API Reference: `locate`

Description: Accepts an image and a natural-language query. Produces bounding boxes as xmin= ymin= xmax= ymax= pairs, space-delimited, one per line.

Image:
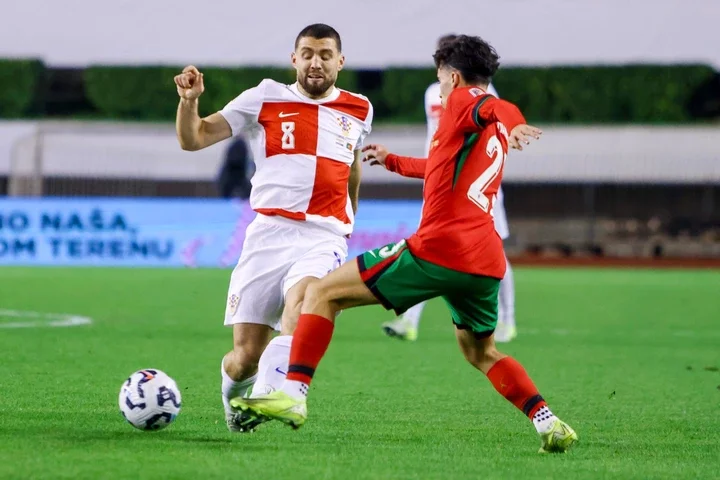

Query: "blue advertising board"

xmin=0 ymin=198 xmax=422 ymax=267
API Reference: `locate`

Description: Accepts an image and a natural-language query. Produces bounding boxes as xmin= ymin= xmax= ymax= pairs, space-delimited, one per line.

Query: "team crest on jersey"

xmin=228 ymin=294 xmax=239 ymax=315
xmin=469 ymin=88 xmax=484 ymax=97
xmin=336 ymin=115 xmax=353 ymax=136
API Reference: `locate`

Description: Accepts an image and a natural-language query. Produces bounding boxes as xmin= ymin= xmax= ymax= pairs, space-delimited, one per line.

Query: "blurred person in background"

xmin=217 ymin=135 xmax=254 ymax=200
xmin=381 ymin=34 xmax=517 ymax=344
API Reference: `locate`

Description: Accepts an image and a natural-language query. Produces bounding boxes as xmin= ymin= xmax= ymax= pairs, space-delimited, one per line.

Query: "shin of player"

xmin=174 ymin=23 xmax=372 ymax=432
xmin=234 ymin=35 xmax=576 ymax=453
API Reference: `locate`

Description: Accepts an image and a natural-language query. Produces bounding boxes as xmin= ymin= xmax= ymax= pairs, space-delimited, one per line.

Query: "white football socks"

xmin=250 ymin=335 xmax=291 ymax=398
xmin=401 ymin=302 xmax=425 ymax=329
xmin=221 ymin=360 xmax=257 ymax=415
xmin=498 ymin=259 xmax=516 ymax=328
xmin=281 ymin=379 xmax=309 ymax=400
xmin=532 ymin=405 xmax=557 ymax=433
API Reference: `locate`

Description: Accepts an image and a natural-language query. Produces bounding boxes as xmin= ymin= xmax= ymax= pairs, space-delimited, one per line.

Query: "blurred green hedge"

xmin=0 ymin=59 xmax=45 ymax=117
xmin=83 ymin=66 xmax=359 ymax=120
xmin=0 ymin=59 xmax=716 ymax=123
xmin=382 ymin=64 xmax=717 ymax=123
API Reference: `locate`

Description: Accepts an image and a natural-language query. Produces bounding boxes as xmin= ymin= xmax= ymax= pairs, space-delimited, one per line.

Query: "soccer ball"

xmin=119 ymin=369 xmax=182 ymax=431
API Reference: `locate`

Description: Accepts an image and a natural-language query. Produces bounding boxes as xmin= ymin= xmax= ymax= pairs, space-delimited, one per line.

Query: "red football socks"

xmin=486 ymin=357 xmax=547 ymax=418
xmin=286 ymin=314 xmax=335 ymax=385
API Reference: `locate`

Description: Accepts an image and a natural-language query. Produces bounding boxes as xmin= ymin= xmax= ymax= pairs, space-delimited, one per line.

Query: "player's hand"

xmin=361 ymin=144 xmax=390 ymax=167
xmin=175 ymin=66 xmax=205 ymax=100
xmin=509 ymin=124 xmax=542 ymax=151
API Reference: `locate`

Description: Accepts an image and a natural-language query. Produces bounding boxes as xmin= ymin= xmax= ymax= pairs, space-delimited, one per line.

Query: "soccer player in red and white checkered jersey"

xmin=175 ymin=23 xmax=373 ymax=432
xmin=382 ymin=34 xmax=516 ymax=343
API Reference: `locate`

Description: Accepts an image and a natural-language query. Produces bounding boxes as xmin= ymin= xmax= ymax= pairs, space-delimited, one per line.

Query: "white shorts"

xmin=494 ymin=186 xmax=510 ymax=240
xmin=224 ymin=214 xmax=348 ymax=330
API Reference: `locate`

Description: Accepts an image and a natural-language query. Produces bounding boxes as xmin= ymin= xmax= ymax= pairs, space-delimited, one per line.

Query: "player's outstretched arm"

xmin=175 ymin=66 xmax=232 ymax=151
xmin=507 ymin=124 xmax=542 ymax=151
xmin=361 ymin=144 xmax=426 ymax=179
xmin=475 ymin=97 xmax=542 ymax=150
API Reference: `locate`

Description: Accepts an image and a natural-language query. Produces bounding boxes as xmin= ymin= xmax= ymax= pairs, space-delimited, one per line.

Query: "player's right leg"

xmin=221 ymin=217 xmax=294 ymax=432
xmin=446 ymin=284 xmax=577 ymax=453
xmin=221 ymin=324 xmax=273 ymax=431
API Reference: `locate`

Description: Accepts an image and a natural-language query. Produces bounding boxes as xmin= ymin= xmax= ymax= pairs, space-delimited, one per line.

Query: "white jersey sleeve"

xmin=356 ymin=102 xmax=374 ymax=150
xmin=219 ymin=80 xmax=269 ymax=136
xmin=486 ymin=81 xmax=509 ymax=238
xmin=424 ymin=82 xmax=442 ymax=156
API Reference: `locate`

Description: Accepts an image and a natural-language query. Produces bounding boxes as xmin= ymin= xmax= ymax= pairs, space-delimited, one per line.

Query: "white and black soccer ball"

xmin=119 ymin=369 xmax=182 ymax=431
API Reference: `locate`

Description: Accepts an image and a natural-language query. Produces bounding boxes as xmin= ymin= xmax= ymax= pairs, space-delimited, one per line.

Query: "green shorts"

xmin=357 ymin=240 xmax=501 ymax=336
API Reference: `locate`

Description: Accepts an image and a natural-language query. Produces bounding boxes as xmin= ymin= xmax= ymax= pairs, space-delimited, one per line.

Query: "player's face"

xmin=437 ymin=66 xmax=460 ymax=109
xmin=292 ymin=37 xmax=344 ymax=98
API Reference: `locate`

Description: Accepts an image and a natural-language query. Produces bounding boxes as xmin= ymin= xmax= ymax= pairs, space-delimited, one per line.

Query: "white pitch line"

xmin=0 ymin=309 xmax=93 ymax=329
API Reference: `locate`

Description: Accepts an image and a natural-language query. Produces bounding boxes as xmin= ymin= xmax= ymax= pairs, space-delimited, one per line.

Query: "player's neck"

xmin=459 ymin=81 xmax=489 ymax=91
xmin=296 ymin=82 xmax=336 ymax=100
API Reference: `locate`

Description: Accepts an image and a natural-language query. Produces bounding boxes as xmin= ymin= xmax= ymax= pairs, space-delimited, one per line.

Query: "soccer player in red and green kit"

xmin=231 ymin=35 xmax=578 ymax=453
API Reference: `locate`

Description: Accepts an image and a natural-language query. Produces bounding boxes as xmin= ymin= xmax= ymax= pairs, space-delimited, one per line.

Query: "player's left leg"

xmin=235 ymin=237 xmax=348 ymax=430
xmin=231 ymin=240 xmax=437 ymax=428
xmin=231 ymin=258 xmax=379 ymax=428
xmin=250 ymin=238 xmax=347 ymax=397
xmin=445 ymin=283 xmax=577 ymax=453
xmin=248 ymin=277 xmax=315 ymax=399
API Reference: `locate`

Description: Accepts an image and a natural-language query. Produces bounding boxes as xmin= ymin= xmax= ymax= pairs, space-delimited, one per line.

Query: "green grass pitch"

xmin=0 ymin=267 xmax=718 ymax=479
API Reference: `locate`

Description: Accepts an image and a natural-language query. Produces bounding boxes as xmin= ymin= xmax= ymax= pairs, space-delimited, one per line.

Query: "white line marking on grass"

xmin=0 ymin=309 xmax=93 ymax=329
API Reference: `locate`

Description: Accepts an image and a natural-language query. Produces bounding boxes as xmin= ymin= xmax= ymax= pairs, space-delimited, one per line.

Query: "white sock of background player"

xmin=221 ymin=360 xmax=257 ymax=417
xmin=250 ymin=335 xmax=291 ymax=397
xmin=498 ymin=257 xmax=516 ymax=328
xmin=401 ymin=302 xmax=425 ymax=329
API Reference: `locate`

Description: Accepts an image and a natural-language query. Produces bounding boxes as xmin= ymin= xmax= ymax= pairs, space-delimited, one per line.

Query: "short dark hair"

xmin=433 ymin=35 xmax=500 ymax=85
xmin=295 ymin=23 xmax=342 ymax=52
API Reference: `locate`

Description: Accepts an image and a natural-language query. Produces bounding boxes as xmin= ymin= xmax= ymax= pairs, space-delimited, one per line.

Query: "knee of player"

xmin=303 ymin=281 xmax=342 ymax=312
xmin=303 ymin=281 xmax=327 ymax=305
xmin=230 ymin=341 xmax=264 ymax=369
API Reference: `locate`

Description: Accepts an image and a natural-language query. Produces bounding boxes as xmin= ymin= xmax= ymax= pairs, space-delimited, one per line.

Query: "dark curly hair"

xmin=436 ymin=34 xmax=458 ymax=49
xmin=433 ymin=35 xmax=500 ymax=85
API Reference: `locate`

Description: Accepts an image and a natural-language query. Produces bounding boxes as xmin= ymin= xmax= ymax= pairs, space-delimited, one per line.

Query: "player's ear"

xmin=291 ymin=52 xmax=297 ymax=69
xmin=337 ymin=54 xmax=345 ymax=71
xmin=451 ymin=71 xmax=461 ymax=89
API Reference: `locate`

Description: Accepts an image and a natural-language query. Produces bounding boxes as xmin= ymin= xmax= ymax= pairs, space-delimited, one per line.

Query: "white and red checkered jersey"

xmin=220 ymin=79 xmax=373 ymax=236
xmin=424 ymin=81 xmax=498 ymax=156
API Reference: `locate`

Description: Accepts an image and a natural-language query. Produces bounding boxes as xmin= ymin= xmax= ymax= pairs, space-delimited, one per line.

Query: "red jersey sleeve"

xmin=447 ymin=87 xmax=526 ymax=134
xmin=385 ymin=154 xmax=426 ymax=179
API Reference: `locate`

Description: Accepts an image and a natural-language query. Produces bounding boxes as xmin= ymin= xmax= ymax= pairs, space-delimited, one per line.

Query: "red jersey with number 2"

xmin=407 ymin=86 xmax=525 ymax=278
